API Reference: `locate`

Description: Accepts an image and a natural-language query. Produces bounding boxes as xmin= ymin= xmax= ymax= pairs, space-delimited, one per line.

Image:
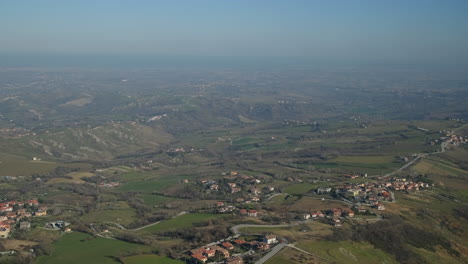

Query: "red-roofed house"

xmin=248 ymin=210 xmax=257 ymax=217
xmin=257 ymin=242 xmax=270 ymax=251
xmin=190 ymin=248 xmax=206 ymax=256
xmin=233 ymin=239 xmax=247 ymax=246
xmin=205 ymin=249 xmax=215 ymax=258
xmin=332 ymin=208 xmax=342 ymax=217
xmin=28 ymin=199 xmax=39 ymax=206
xmin=191 ymin=254 xmax=207 ymax=263
xmin=0 ymin=206 xmax=13 ymax=213
xmin=343 ymin=208 xmax=355 ymax=217
xmin=222 ymin=242 xmax=234 ymax=250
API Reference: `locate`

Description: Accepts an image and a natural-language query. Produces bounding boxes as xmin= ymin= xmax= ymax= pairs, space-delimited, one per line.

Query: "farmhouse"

xmin=332 ymin=208 xmax=342 ymax=217
xmin=317 ymin=187 xmax=332 ymax=194
xmin=248 ymin=210 xmax=258 ymax=217
xmin=20 ymin=222 xmax=31 ymax=230
xmin=376 ymin=203 xmax=385 ymax=210
xmin=45 ymin=221 xmax=70 ymax=230
xmin=27 ymin=199 xmax=39 ymax=206
xmin=257 ymin=242 xmax=270 ymax=251
xmin=35 ymin=207 xmax=47 ymax=216
xmin=263 ymin=234 xmax=277 ymax=244
xmin=250 ymin=188 xmax=261 ymax=195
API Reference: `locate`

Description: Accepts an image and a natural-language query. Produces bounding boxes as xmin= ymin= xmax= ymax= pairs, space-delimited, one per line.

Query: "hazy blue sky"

xmin=1 ymin=0 xmax=467 ymax=64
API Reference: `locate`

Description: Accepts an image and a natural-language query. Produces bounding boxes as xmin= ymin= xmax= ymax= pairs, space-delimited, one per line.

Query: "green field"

xmin=36 ymin=232 xmax=149 ymax=264
xmin=269 ymin=193 xmax=294 ymax=204
xmin=123 ymin=254 xmax=184 ymax=264
xmin=284 ymin=183 xmax=319 ymax=195
xmin=138 ymin=194 xmax=179 ymax=206
xmin=264 ymin=247 xmax=314 ymax=264
xmin=329 ymin=155 xmax=402 ymax=174
xmin=0 ymin=153 xmax=57 ymax=176
xmin=115 ymin=171 xmax=149 ymax=181
xmin=140 ymin=213 xmax=227 ymax=233
xmin=295 ymin=240 xmax=398 ymax=264
xmin=413 ymin=120 xmax=460 ymax=131
xmin=332 ymin=155 xmax=396 ymax=164
xmin=118 ymin=177 xmax=179 ymax=193
xmin=81 ymin=209 xmax=137 ymax=226
xmin=412 ymin=159 xmax=468 ymax=178
xmin=47 ymin=171 xmax=95 ymax=184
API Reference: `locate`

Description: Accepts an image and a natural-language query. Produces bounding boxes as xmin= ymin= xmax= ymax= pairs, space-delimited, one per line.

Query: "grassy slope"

xmin=0 ymin=153 xmax=57 ymax=176
xmin=140 ymin=213 xmax=227 ymax=233
xmin=123 ymin=254 xmax=184 ymax=264
xmin=36 ymin=232 xmax=149 ymax=264
xmin=295 ymin=240 xmax=398 ymax=264
xmin=81 ymin=209 xmax=137 ymax=226
xmin=284 ymin=183 xmax=319 ymax=195
xmin=0 ymin=153 xmax=92 ymax=176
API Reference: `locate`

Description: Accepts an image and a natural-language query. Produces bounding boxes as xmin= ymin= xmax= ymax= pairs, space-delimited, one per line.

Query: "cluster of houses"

xmin=426 ymin=130 xmax=467 ymax=148
xmin=189 ymin=234 xmax=277 ymax=263
xmin=440 ymin=131 xmax=467 ymax=146
xmin=98 ymin=181 xmax=120 ymax=188
xmin=213 ymin=202 xmax=236 ymax=214
xmin=0 ymin=176 xmax=21 ymax=181
xmin=239 ymin=209 xmax=258 ymax=217
xmin=303 ymin=208 xmax=357 ymax=227
xmin=384 ymin=177 xmax=432 ymax=191
xmin=322 ymin=176 xmax=432 ymax=206
xmin=209 ymin=201 xmax=259 ymax=217
xmin=200 ymin=171 xmax=275 ymax=205
xmin=0 ymin=127 xmax=35 ymax=137
xmin=44 ymin=220 xmax=71 ymax=232
xmin=0 ymin=199 xmax=45 ymax=239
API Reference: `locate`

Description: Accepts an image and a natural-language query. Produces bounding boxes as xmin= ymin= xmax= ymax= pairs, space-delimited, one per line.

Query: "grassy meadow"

xmin=123 ymin=254 xmax=184 ymax=264
xmin=295 ymin=240 xmax=398 ymax=264
xmin=36 ymin=232 xmax=149 ymax=264
xmin=140 ymin=213 xmax=228 ymax=233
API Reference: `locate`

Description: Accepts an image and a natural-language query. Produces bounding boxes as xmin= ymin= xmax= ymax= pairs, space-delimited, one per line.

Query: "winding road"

xmin=104 ymin=220 xmax=161 ymax=232
xmin=382 ymin=140 xmax=449 ymax=178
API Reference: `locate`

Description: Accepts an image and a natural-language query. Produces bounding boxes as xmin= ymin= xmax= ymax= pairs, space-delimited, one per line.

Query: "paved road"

xmin=105 ymin=220 xmax=161 ymax=232
xmin=254 ymin=243 xmax=336 ymax=264
xmin=254 ymin=243 xmax=288 ymax=264
xmin=105 ymin=211 xmax=186 ymax=232
xmin=266 ymin=193 xmax=286 ymax=201
xmin=381 ymin=140 xmax=449 ymax=178
xmin=382 ymin=154 xmax=423 ymax=178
